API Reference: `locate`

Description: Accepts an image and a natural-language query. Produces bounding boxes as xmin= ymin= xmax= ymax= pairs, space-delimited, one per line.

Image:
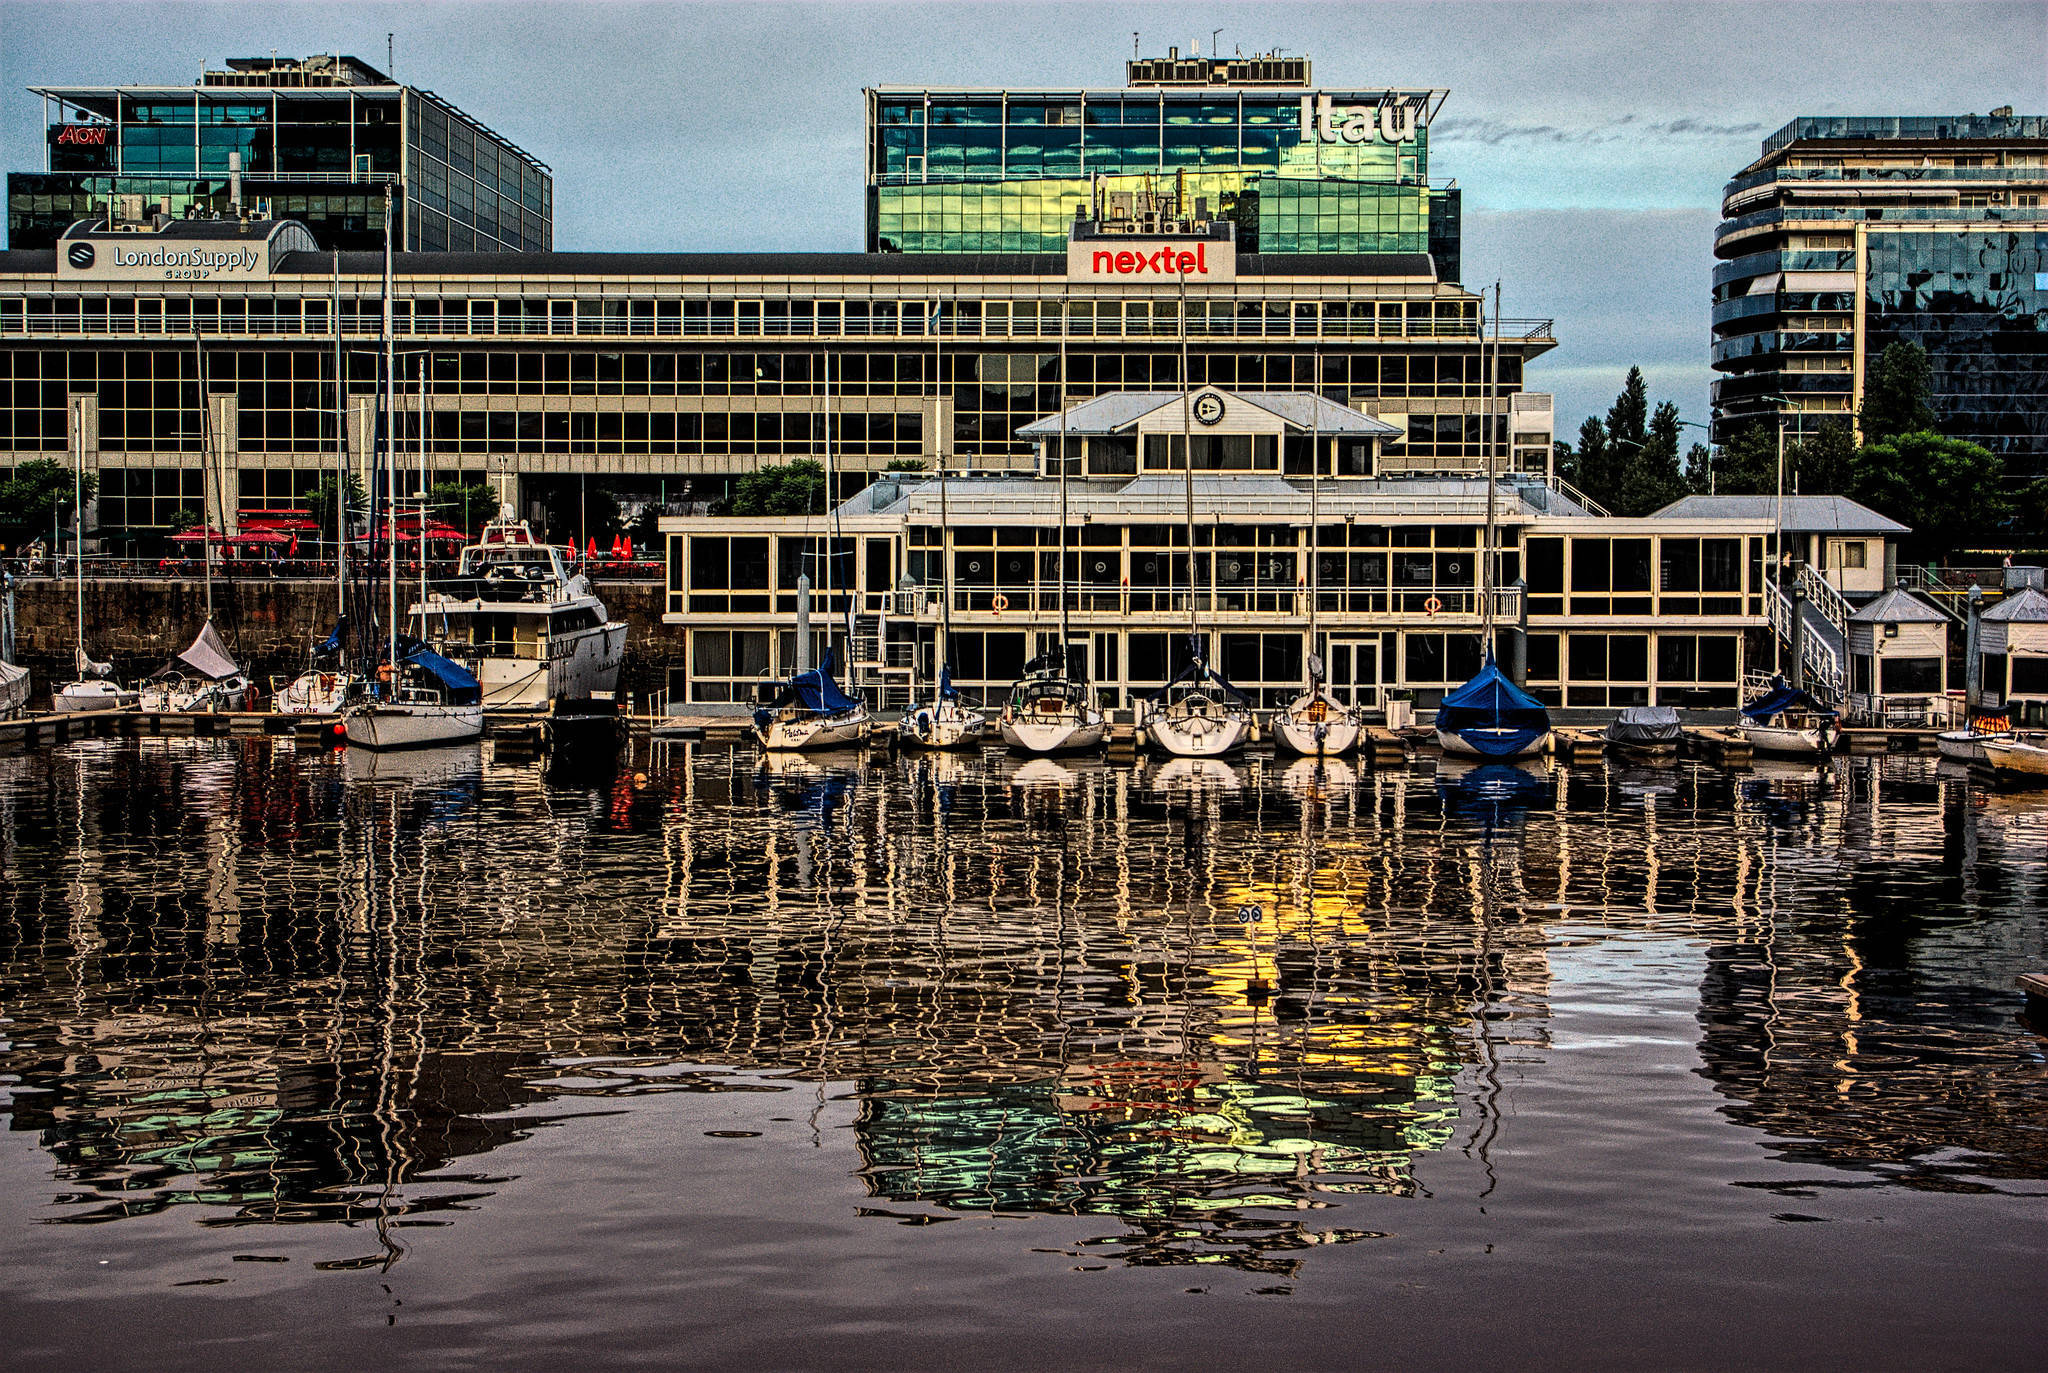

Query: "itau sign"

xmin=1066 ymin=237 xmax=1236 ymax=283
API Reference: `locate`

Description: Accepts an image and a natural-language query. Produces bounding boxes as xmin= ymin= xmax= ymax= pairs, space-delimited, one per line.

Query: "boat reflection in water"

xmin=1 ymin=738 xmax=2045 ymax=1308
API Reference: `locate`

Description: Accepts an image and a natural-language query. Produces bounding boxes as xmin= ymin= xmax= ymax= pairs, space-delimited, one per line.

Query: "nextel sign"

xmin=1066 ymin=237 xmax=1236 ymax=283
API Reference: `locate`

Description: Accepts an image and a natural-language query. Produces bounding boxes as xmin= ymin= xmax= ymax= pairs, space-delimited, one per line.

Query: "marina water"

xmin=2 ymin=737 xmax=2043 ymax=1369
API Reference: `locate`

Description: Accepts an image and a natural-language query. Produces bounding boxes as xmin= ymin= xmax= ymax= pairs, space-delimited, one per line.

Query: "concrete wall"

xmin=5 ymin=576 xmax=685 ymax=700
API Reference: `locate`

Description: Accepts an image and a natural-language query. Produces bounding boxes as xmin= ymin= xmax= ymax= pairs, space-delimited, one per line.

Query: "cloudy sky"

xmin=6 ymin=0 xmax=2044 ymax=436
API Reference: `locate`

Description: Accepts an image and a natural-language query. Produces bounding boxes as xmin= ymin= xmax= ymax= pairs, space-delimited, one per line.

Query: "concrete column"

xmin=1965 ymin=584 xmax=1983 ymax=715
xmin=66 ymin=395 xmax=100 ymax=549
xmin=205 ymin=394 xmax=238 ymax=534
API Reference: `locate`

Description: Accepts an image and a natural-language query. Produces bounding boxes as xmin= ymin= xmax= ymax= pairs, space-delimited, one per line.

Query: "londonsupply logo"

xmin=108 ymin=245 xmax=259 ymax=272
xmin=66 ymin=243 xmax=94 ymax=269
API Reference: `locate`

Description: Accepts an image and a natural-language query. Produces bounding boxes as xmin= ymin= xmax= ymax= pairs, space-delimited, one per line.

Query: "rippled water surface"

xmin=2 ymin=737 xmax=2044 ymax=1370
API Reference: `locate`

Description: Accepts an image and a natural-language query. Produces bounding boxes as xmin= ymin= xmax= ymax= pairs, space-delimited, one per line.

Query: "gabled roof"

xmin=1849 ymin=586 xmax=1948 ymax=623
xmin=1651 ymin=494 xmax=1909 ymax=535
xmin=1983 ymin=586 xmax=2048 ymax=623
xmin=1015 ymin=389 xmax=1399 ymax=438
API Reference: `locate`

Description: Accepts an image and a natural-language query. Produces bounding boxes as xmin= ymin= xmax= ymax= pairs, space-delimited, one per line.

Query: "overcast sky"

xmin=6 ymin=0 xmax=2044 ymax=437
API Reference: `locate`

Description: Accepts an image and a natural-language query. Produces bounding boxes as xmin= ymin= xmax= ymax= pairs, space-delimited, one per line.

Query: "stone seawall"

xmin=5 ymin=576 xmax=685 ymax=698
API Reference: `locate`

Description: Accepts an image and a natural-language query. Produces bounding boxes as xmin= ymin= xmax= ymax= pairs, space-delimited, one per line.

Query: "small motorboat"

xmin=754 ymin=649 xmax=872 ymax=752
xmin=1936 ymin=722 xmax=2014 ymax=765
xmin=1738 ymin=677 xmax=1836 ymax=757
xmin=1980 ymin=732 xmax=2048 ymax=786
xmin=899 ymin=668 xmax=987 ymax=750
xmin=1604 ymin=705 xmax=1684 ymax=762
xmin=1435 ymin=652 xmax=1551 ymax=760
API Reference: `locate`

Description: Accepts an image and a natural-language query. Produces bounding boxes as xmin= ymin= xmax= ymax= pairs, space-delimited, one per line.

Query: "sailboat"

xmin=1738 ymin=675 xmax=1836 ymax=757
xmin=138 ymin=620 xmax=251 ymax=713
xmin=279 ymin=250 xmax=366 ymax=717
xmin=1435 ymin=283 xmax=1550 ymax=761
xmin=758 ymin=351 xmax=871 ymax=752
xmin=344 ymin=187 xmax=484 ymax=752
xmin=1002 ymin=301 xmax=1105 ymax=755
xmin=51 ymin=396 xmax=137 ymax=713
xmin=1273 ymin=357 xmax=1361 ymax=757
xmin=0 ymin=574 xmax=27 ymax=718
xmin=899 ymin=451 xmax=986 ymax=750
xmin=1143 ymin=284 xmax=1254 ymax=758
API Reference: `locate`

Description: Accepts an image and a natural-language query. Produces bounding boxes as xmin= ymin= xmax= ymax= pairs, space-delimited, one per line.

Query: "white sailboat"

xmin=1273 ymin=356 xmax=1361 ymax=757
xmin=279 ymin=251 xmax=367 ymax=717
xmin=138 ymin=620 xmax=250 ymax=712
xmin=899 ymin=445 xmax=986 ymax=751
xmin=51 ymin=397 xmax=136 ymax=713
xmin=1143 ymin=283 xmax=1253 ymax=758
xmin=1001 ymin=297 xmax=1106 ymax=755
xmin=345 ymin=190 xmax=484 ymax=753
xmin=1 ymin=571 xmax=30 ymax=718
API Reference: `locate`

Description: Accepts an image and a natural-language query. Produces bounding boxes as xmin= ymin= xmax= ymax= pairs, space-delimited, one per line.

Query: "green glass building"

xmin=866 ymin=50 xmax=1460 ymax=280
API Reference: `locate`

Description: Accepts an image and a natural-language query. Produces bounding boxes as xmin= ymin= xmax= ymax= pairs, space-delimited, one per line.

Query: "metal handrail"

xmin=1769 ymin=580 xmax=1844 ymax=699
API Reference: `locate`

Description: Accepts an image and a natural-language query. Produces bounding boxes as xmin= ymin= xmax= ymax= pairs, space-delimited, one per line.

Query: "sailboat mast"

xmin=1057 ymin=290 xmax=1070 ymax=674
xmin=1482 ymin=281 xmax=1500 ymax=652
xmin=71 ymin=398 xmax=84 ymax=669
xmin=333 ymin=250 xmax=346 ymax=623
xmin=417 ymin=357 xmax=427 ymax=635
xmin=1179 ymin=271 xmax=1196 ymax=641
xmin=1307 ymin=351 xmax=1320 ymax=686
xmin=193 ymin=333 xmax=213 ymax=622
xmin=935 ymin=301 xmax=949 ymax=684
xmin=821 ymin=347 xmax=835 ymax=663
xmin=383 ymin=185 xmax=397 ymax=682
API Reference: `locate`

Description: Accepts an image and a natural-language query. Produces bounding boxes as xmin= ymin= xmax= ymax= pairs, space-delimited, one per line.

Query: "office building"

xmin=868 ymin=49 xmax=1462 ymax=281
xmin=1710 ymin=112 xmax=2048 ymax=478
xmin=9 ymin=53 xmax=552 ymax=253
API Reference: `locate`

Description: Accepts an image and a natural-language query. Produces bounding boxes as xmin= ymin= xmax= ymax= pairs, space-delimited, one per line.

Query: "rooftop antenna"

xmin=387 ymin=33 xmax=394 ymax=80
xmin=1133 ymin=32 xmax=1139 ymax=59
xmin=1212 ymin=29 xmax=1223 ymax=58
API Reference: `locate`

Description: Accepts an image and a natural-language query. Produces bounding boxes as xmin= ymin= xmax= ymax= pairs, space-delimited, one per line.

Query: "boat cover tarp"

xmin=395 ymin=636 xmax=483 ymax=706
xmin=1436 ymin=653 xmax=1550 ymax=758
xmin=1742 ymin=676 xmax=1835 ymax=720
xmin=314 ymin=619 xmax=346 ymax=655
xmin=1606 ymin=705 xmax=1683 ymax=744
xmin=1145 ymin=634 xmax=1251 ymax=705
xmin=74 ymin=647 xmax=113 ymax=679
xmin=153 ymin=619 xmax=241 ymax=682
xmin=0 ymin=660 xmax=28 ymax=714
xmin=756 ymin=647 xmax=860 ymax=725
xmin=938 ymin=665 xmax=958 ymax=701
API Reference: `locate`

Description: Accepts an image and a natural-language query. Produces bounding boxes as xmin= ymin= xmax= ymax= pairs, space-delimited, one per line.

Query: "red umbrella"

xmin=585 ymin=535 xmax=598 ymax=560
xmin=609 ymin=534 xmax=624 ymax=560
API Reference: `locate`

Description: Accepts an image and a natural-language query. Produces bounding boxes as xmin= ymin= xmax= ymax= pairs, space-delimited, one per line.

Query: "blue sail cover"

xmin=939 ymin=665 xmax=958 ymax=701
xmin=1741 ymin=676 xmax=1835 ymax=720
xmin=755 ymin=647 xmax=860 ymax=727
xmin=315 ymin=620 xmax=345 ymax=655
xmin=396 ymin=635 xmax=483 ymax=705
xmin=1436 ymin=653 xmax=1551 ymax=758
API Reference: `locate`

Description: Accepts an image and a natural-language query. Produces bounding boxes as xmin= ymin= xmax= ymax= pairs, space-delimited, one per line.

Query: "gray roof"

xmin=1015 ymin=389 xmax=1399 ymax=438
xmin=832 ymin=472 xmax=1553 ymax=524
xmin=1849 ymin=586 xmax=1948 ymax=623
xmin=1651 ymin=494 xmax=1909 ymax=535
xmin=1983 ymin=586 xmax=2048 ymax=623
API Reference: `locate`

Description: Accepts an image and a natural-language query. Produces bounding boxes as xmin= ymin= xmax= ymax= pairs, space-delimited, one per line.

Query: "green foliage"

xmin=1855 ymin=430 xmax=2008 ymax=560
xmin=1859 ymin=342 xmax=1937 ymax=443
xmin=1682 ymin=442 xmax=1713 ymax=492
xmin=727 ymin=460 xmax=827 ymax=517
xmin=1563 ymin=369 xmax=1688 ymax=516
xmin=167 ymin=507 xmax=204 ymax=534
xmin=306 ymin=474 xmax=366 ymax=540
xmin=1791 ymin=421 xmax=1858 ymax=495
xmin=884 ymin=458 xmax=927 ymax=473
xmin=1710 ymin=421 xmax=1781 ymax=496
xmin=428 ymin=478 xmax=497 ymax=535
xmin=0 ymin=459 xmax=96 ymax=538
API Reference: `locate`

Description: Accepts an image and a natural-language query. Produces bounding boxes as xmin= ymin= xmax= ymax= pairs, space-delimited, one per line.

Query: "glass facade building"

xmin=867 ymin=53 xmax=1461 ymax=280
xmin=9 ymin=54 xmax=552 ymax=253
xmin=1711 ymin=113 xmax=2048 ymax=482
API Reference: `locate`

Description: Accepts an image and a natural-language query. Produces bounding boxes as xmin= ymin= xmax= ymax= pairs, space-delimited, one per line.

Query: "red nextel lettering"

xmin=1090 ymin=243 xmax=1210 ymax=277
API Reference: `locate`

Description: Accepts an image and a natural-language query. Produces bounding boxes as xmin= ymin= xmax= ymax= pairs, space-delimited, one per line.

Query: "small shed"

xmin=1847 ymin=585 xmax=1950 ymax=716
xmin=1981 ymin=586 xmax=2048 ymax=717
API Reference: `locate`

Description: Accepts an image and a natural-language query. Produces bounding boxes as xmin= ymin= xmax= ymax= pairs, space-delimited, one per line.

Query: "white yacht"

xmin=412 ymin=508 xmax=627 ymax=709
xmin=137 ymin=620 xmax=250 ymax=713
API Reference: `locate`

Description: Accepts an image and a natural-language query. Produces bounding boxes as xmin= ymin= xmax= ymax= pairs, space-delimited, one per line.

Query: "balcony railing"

xmin=905 ymin=582 xmax=1522 ymax=622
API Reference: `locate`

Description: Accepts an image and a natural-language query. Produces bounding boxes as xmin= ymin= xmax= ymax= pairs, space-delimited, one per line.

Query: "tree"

xmin=1859 ymin=342 xmax=1937 ymax=443
xmin=1610 ymin=399 xmax=1687 ymax=516
xmin=1682 ymin=442 xmax=1713 ymax=493
xmin=884 ymin=458 xmax=927 ymax=473
xmin=1854 ymin=430 xmax=2008 ymax=560
xmin=167 ymin=507 xmax=204 ymax=534
xmin=0 ymin=458 xmax=96 ymax=541
xmin=727 ymin=460 xmax=827 ymax=517
xmin=306 ymin=474 xmax=366 ymax=541
xmin=428 ymin=478 xmax=496 ymax=536
xmin=1711 ymin=420 xmax=1780 ymax=495
xmin=1790 ymin=420 xmax=1857 ymax=494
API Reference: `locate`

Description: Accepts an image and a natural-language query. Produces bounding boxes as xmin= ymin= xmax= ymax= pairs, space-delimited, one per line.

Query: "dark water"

xmin=1 ymin=738 xmax=2043 ymax=1371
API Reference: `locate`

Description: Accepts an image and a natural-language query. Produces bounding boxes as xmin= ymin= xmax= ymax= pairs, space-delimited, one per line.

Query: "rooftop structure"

xmin=10 ymin=53 xmax=552 ymax=253
xmin=866 ymin=49 xmax=1461 ymax=278
xmin=1710 ymin=110 xmax=2048 ymax=482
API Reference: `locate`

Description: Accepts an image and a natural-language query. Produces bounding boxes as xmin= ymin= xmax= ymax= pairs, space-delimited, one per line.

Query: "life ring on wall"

xmin=992 ymin=593 xmax=1009 ymax=613
xmin=1424 ymin=595 xmax=1443 ymax=615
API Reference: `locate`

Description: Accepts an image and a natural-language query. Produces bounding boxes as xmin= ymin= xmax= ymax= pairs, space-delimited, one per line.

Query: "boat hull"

xmin=344 ymin=702 xmax=485 ymax=750
xmin=756 ymin=709 xmax=872 ymax=752
xmin=1146 ymin=707 xmax=1250 ymax=758
xmin=468 ymin=622 xmax=628 ymax=708
xmin=898 ymin=702 xmax=989 ymax=750
xmin=52 ymin=681 xmax=138 ymax=713
xmin=274 ymin=671 xmax=359 ymax=715
xmin=1272 ymin=712 xmax=1361 ymax=757
xmin=1982 ymin=737 xmax=2048 ymax=784
xmin=1936 ymin=729 xmax=2011 ymax=765
xmin=1436 ymin=727 xmax=1551 ymax=760
xmin=0 ymin=663 xmax=29 ymax=718
xmin=1001 ymin=716 xmax=1107 ymax=754
xmin=1740 ymin=724 xmax=1827 ymax=757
